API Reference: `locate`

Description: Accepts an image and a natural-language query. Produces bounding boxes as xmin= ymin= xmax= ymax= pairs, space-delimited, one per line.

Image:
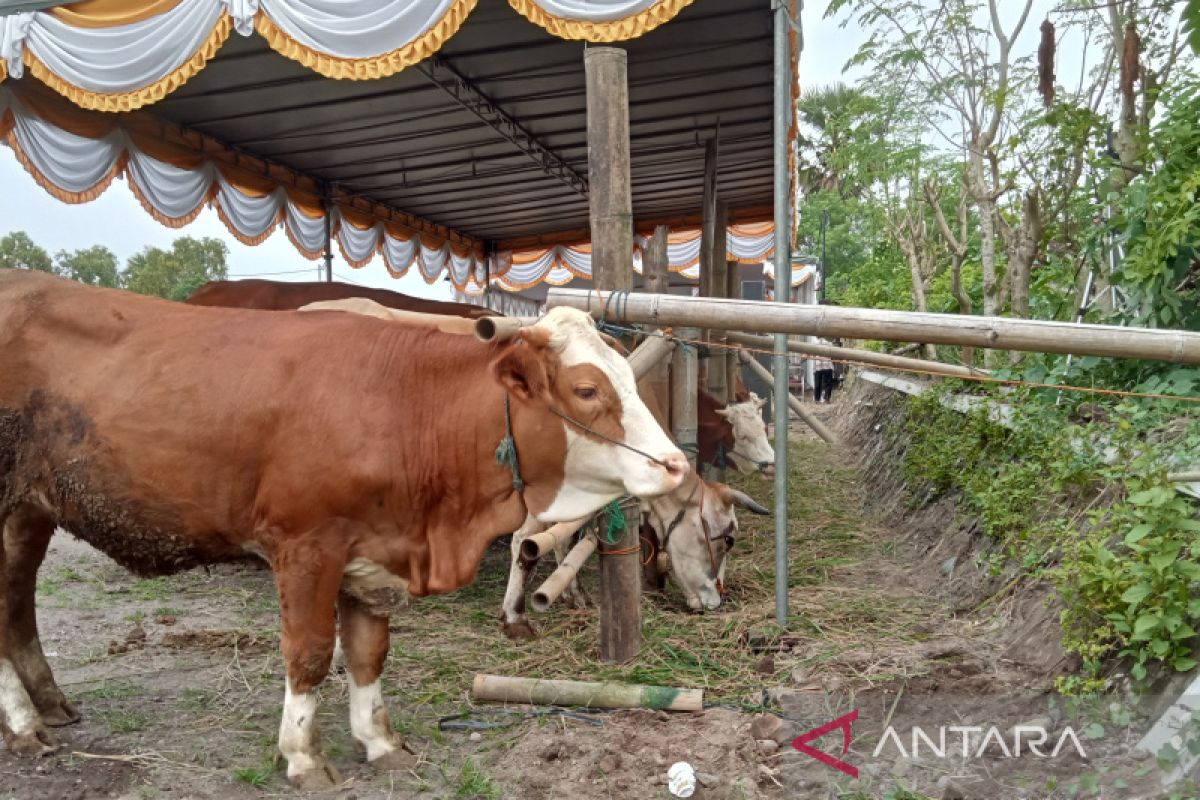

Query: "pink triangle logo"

xmin=791 ymin=709 xmax=859 ymax=778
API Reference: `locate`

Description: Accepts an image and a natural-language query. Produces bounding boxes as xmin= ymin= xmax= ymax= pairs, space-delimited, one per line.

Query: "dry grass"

xmin=380 ymin=436 xmax=930 ymax=715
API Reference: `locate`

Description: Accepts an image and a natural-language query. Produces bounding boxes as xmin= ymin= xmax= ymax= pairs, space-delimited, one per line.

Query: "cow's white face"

xmin=716 ymin=393 xmax=775 ymax=476
xmin=644 ymin=478 xmax=769 ymax=611
xmin=509 ymin=308 xmax=687 ymax=522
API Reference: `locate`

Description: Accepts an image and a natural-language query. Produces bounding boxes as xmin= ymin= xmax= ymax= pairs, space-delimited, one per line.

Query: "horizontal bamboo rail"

xmin=738 ymin=350 xmax=840 ymax=446
xmin=531 ymin=534 xmax=597 ymax=612
xmin=547 ymin=289 xmax=1200 ymax=365
xmin=726 ymin=331 xmax=988 ymax=380
xmin=520 ymin=517 xmax=589 ymax=561
xmin=471 ymin=674 xmax=703 ymax=711
xmin=301 ymin=298 xmax=478 ymax=335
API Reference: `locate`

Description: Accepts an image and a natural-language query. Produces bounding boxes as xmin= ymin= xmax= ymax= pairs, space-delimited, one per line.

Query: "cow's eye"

xmin=574 ymin=385 xmax=599 ymax=401
xmin=723 ymin=535 xmax=736 ymax=550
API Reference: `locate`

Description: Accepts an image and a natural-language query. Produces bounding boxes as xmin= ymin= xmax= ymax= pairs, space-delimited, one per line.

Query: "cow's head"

xmin=716 ymin=393 xmax=775 ymax=477
xmin=494 ymin=307 xmax=688 ymax=521
xmin=643 ymin=476 xmax=769 ymax=611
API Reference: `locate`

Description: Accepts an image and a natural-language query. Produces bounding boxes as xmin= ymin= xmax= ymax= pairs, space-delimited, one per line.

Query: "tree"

xmin=55 ymin=246 xmax=120 ymax=288
xmin=124 ymin=237 xmax=229 ymax=300
xmin=0 ymin=231 xmax=53 ymax=273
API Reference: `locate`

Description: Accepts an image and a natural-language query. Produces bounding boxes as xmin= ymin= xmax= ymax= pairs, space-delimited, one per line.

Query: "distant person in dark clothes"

xmin=812 ymin=341 xmax=835 ymax=403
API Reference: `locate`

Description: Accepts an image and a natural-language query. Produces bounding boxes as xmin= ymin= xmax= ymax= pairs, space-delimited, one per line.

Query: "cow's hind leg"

xmin=500 ymin=517 xmax=543 ymax=641
xmin=5 ymin=507 xmax=78 ymax=727
xmin=0 ymin=508 xmax=56 ymax=755
xmin=273 ymin=538 xmax=345 ymax=790
xmin=338 ymin=596 xmax=415 ymax=772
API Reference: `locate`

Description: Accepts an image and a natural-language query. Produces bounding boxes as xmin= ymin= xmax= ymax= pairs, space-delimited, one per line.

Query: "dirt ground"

xmin=5 ymin=376 xmax=1194 ymax=799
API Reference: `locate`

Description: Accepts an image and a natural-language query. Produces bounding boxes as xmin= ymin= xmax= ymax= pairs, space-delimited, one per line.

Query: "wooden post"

xmin=585 ymin=46 xmax=640 ymax=664
xmin=548 ymin=289 xmax=1200 ymax=365
xmin=708 ymin=201 xmax=729 ymax=403
xmin=725 ymin=259 xmax=742 ymax=399
xmin=670 ymin=326 xmax=700 ymax=467
xmin=698 ymin=138 xmax=718 ymax=384
xmin=642 ymin=226 xmax=672 ymax=416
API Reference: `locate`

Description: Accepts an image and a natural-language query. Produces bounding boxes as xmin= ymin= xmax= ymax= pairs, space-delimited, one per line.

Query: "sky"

xmin=0 ymin=1 xmax=1115 ymax=299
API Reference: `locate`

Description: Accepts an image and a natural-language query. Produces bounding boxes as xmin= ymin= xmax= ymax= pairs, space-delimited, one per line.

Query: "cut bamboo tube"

xmin=739 ymin=350 xmax=841 ymax=446
xmin=474 ymin=316 xmax=539 ymax=343
xmin=726 ymin=331 xmax=989 ymax=380
xmin=626 ymin=334 xmax=676 ymax=380
xmin=301 ymin=298 xmax=477 ymax=335
xmin=547 ymin=289 xmax=1200 ymax=365
xmin=1168 ymin=471 xmax=1200 ymax=483
xmin=520 ymin=517 xmax=589 ymax=561
xmin=531 ymin=534 xmax=597 ymax=612
xmin=471 ymin=674 xmax=703 ymax=711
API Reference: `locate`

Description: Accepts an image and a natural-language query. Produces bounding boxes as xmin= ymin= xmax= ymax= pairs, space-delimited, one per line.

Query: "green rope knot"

xmin=602 ymin=500 xmax=627 ymax=545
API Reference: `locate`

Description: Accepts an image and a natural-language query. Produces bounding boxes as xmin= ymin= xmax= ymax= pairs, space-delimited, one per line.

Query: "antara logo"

xmin=872 ymin=724 xmax=1089 ymax=760
xmin=791 ymin=710 xmax=1089 ymax=777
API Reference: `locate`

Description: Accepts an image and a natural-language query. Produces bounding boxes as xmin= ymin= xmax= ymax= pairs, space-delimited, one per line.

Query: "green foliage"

xmin=1185 ymin=0 xmax=1200 ymax=56
xmin=899 ymin=386 xmax=1200 ymax=686
xmin=1112 ymin=79 xmax=1200 ymax=332
xmin=122 ymin=236 xmax=229 ymax=300
xmin=0 ymin=231 xmax=53 ymax=272
xmin=55 ymin=245 xmax=120 ymax=288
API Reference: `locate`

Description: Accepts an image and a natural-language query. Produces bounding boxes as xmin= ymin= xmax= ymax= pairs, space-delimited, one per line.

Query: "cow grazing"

xmin=185 ymin=278 xmax=496 ymax=319
xmin=0 ymin=271 xmax=685 ymax=788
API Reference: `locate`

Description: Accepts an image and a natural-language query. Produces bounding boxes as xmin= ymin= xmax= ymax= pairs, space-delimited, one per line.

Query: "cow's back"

xmin=185 ymin=279 xmax=496 ymax=319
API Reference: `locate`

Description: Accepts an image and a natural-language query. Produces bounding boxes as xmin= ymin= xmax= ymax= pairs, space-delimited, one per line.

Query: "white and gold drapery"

xmin=0 ymin=85 xmax=492 ymax=290
xmin=0 ymin=0 xmax=694 ymax=111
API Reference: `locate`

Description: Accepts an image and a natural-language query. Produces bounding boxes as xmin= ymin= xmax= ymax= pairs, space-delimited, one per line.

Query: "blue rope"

xmin=495 ymin=393 xmax=525 ymax=493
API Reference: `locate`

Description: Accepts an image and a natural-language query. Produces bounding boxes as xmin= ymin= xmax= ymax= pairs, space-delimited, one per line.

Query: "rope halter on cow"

xmin=495 ymin=393 xmax=525 ymax=494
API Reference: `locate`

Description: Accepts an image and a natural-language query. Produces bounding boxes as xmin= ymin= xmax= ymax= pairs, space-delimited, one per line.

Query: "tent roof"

xmin=138 ymin=0 xmax=775 ymax=248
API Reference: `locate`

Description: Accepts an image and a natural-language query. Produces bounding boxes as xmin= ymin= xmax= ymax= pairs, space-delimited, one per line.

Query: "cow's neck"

xmin=376 ymin=329 xmax=532 ymax=595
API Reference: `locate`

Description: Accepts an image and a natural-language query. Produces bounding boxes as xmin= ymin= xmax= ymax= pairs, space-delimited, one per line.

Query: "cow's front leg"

xmin=273 ymin=539 xmax=346 ymax=790
xmin=338 ymin=595 xmax=415 ymax=772
xmin=500 ymin=516 xmax=543 ymax=641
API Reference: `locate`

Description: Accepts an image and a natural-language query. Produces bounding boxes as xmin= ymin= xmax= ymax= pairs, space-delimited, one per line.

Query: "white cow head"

xmin=642 ymin=476 xmax=769 ymax=611
xmin=498 ymin=307 xmax=689 ymax=522
xmin=716 ymin=393 xmax=775 ymax=477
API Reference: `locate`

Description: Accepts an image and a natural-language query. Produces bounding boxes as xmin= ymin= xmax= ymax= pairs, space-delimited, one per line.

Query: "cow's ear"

xmin=493 ymin=341 xmax=549 ymax=402
xmin=750 ymin=392 xmax=766 ymax=409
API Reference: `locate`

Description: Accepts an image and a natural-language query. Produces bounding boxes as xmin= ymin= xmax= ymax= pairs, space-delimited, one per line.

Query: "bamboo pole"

xmin=739 ymin=350 xmax=841 ymax=446
xmin=626 ymin=335 xmax=676 ymax=380
xmin=471 ymin=674 xmax=703 ymax=712
xmin=547 ymin=289 xmax=1200 ymax=365
xmin=585 ymin=46 xmax=640 ymax=663
xmin=726 ymin=331 xmax=990 ymax=380
xmin=708 ymin=201 xmax=729 ymax=403
xmin=531 ymin=534 xmax=598 ymax=612
xmin=642 ymin=226 xmax=672 ymax=416
xmin=726 ymin=260 xmax=742 ymax=398
xmin=670 ymin=326 xmax=701 ymax=467
xmin=520 ymin=517 xmax=589 ymax=561
xmin=301 ymin=299 xmax=477 ymax=334
xmin=1168 ymin=471 xmax=1200 ymax=483
xmin=474 ymin=316 xmax=539 ymax=343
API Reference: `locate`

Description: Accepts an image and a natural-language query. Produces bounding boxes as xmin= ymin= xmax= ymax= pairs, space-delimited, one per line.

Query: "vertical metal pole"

xmin=322 ymin=194 xmax=334 ymax=283
xmin=771 ymin=0 xmax=793 ymax=629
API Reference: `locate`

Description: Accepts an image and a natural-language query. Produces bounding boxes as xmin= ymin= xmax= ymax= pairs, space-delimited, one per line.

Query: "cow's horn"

xmin=731 ymin=490 xmax=770 ymax=516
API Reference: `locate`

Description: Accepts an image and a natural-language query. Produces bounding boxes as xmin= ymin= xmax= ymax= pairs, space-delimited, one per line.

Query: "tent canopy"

xmin=0 ymin=0 xmax=796 ymax=293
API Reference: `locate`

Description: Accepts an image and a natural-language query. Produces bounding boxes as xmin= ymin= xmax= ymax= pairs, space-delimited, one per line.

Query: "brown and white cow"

xmin=0 ymin=270 xmax=685 ymax=788
xmin=185 ymin=278 xmax=497 ymax=319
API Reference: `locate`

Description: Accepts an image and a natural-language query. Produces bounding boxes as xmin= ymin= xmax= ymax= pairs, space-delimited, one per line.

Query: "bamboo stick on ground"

xmin=531 ymin=534 xmax=597 ymax=612
xmin=471 ymin=674 xmax=703 ymax=711
xmin=520 ymin=517 xmax=589 ymax=561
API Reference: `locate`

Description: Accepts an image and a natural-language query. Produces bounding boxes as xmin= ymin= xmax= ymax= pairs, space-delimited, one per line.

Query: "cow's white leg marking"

xmin=0 ymin=658 xmax=54 ymax=754
xmin=500 ymin=517 xmax=541 ymax=639
xmin=349 ymin=679 xmax=400 ymax=761
xmin=278 ymin=685 xmax=322 ymax=779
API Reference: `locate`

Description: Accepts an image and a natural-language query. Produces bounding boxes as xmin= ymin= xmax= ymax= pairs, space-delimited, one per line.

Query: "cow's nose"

xmin=659 ymin=452 xmax=689 ymax=480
